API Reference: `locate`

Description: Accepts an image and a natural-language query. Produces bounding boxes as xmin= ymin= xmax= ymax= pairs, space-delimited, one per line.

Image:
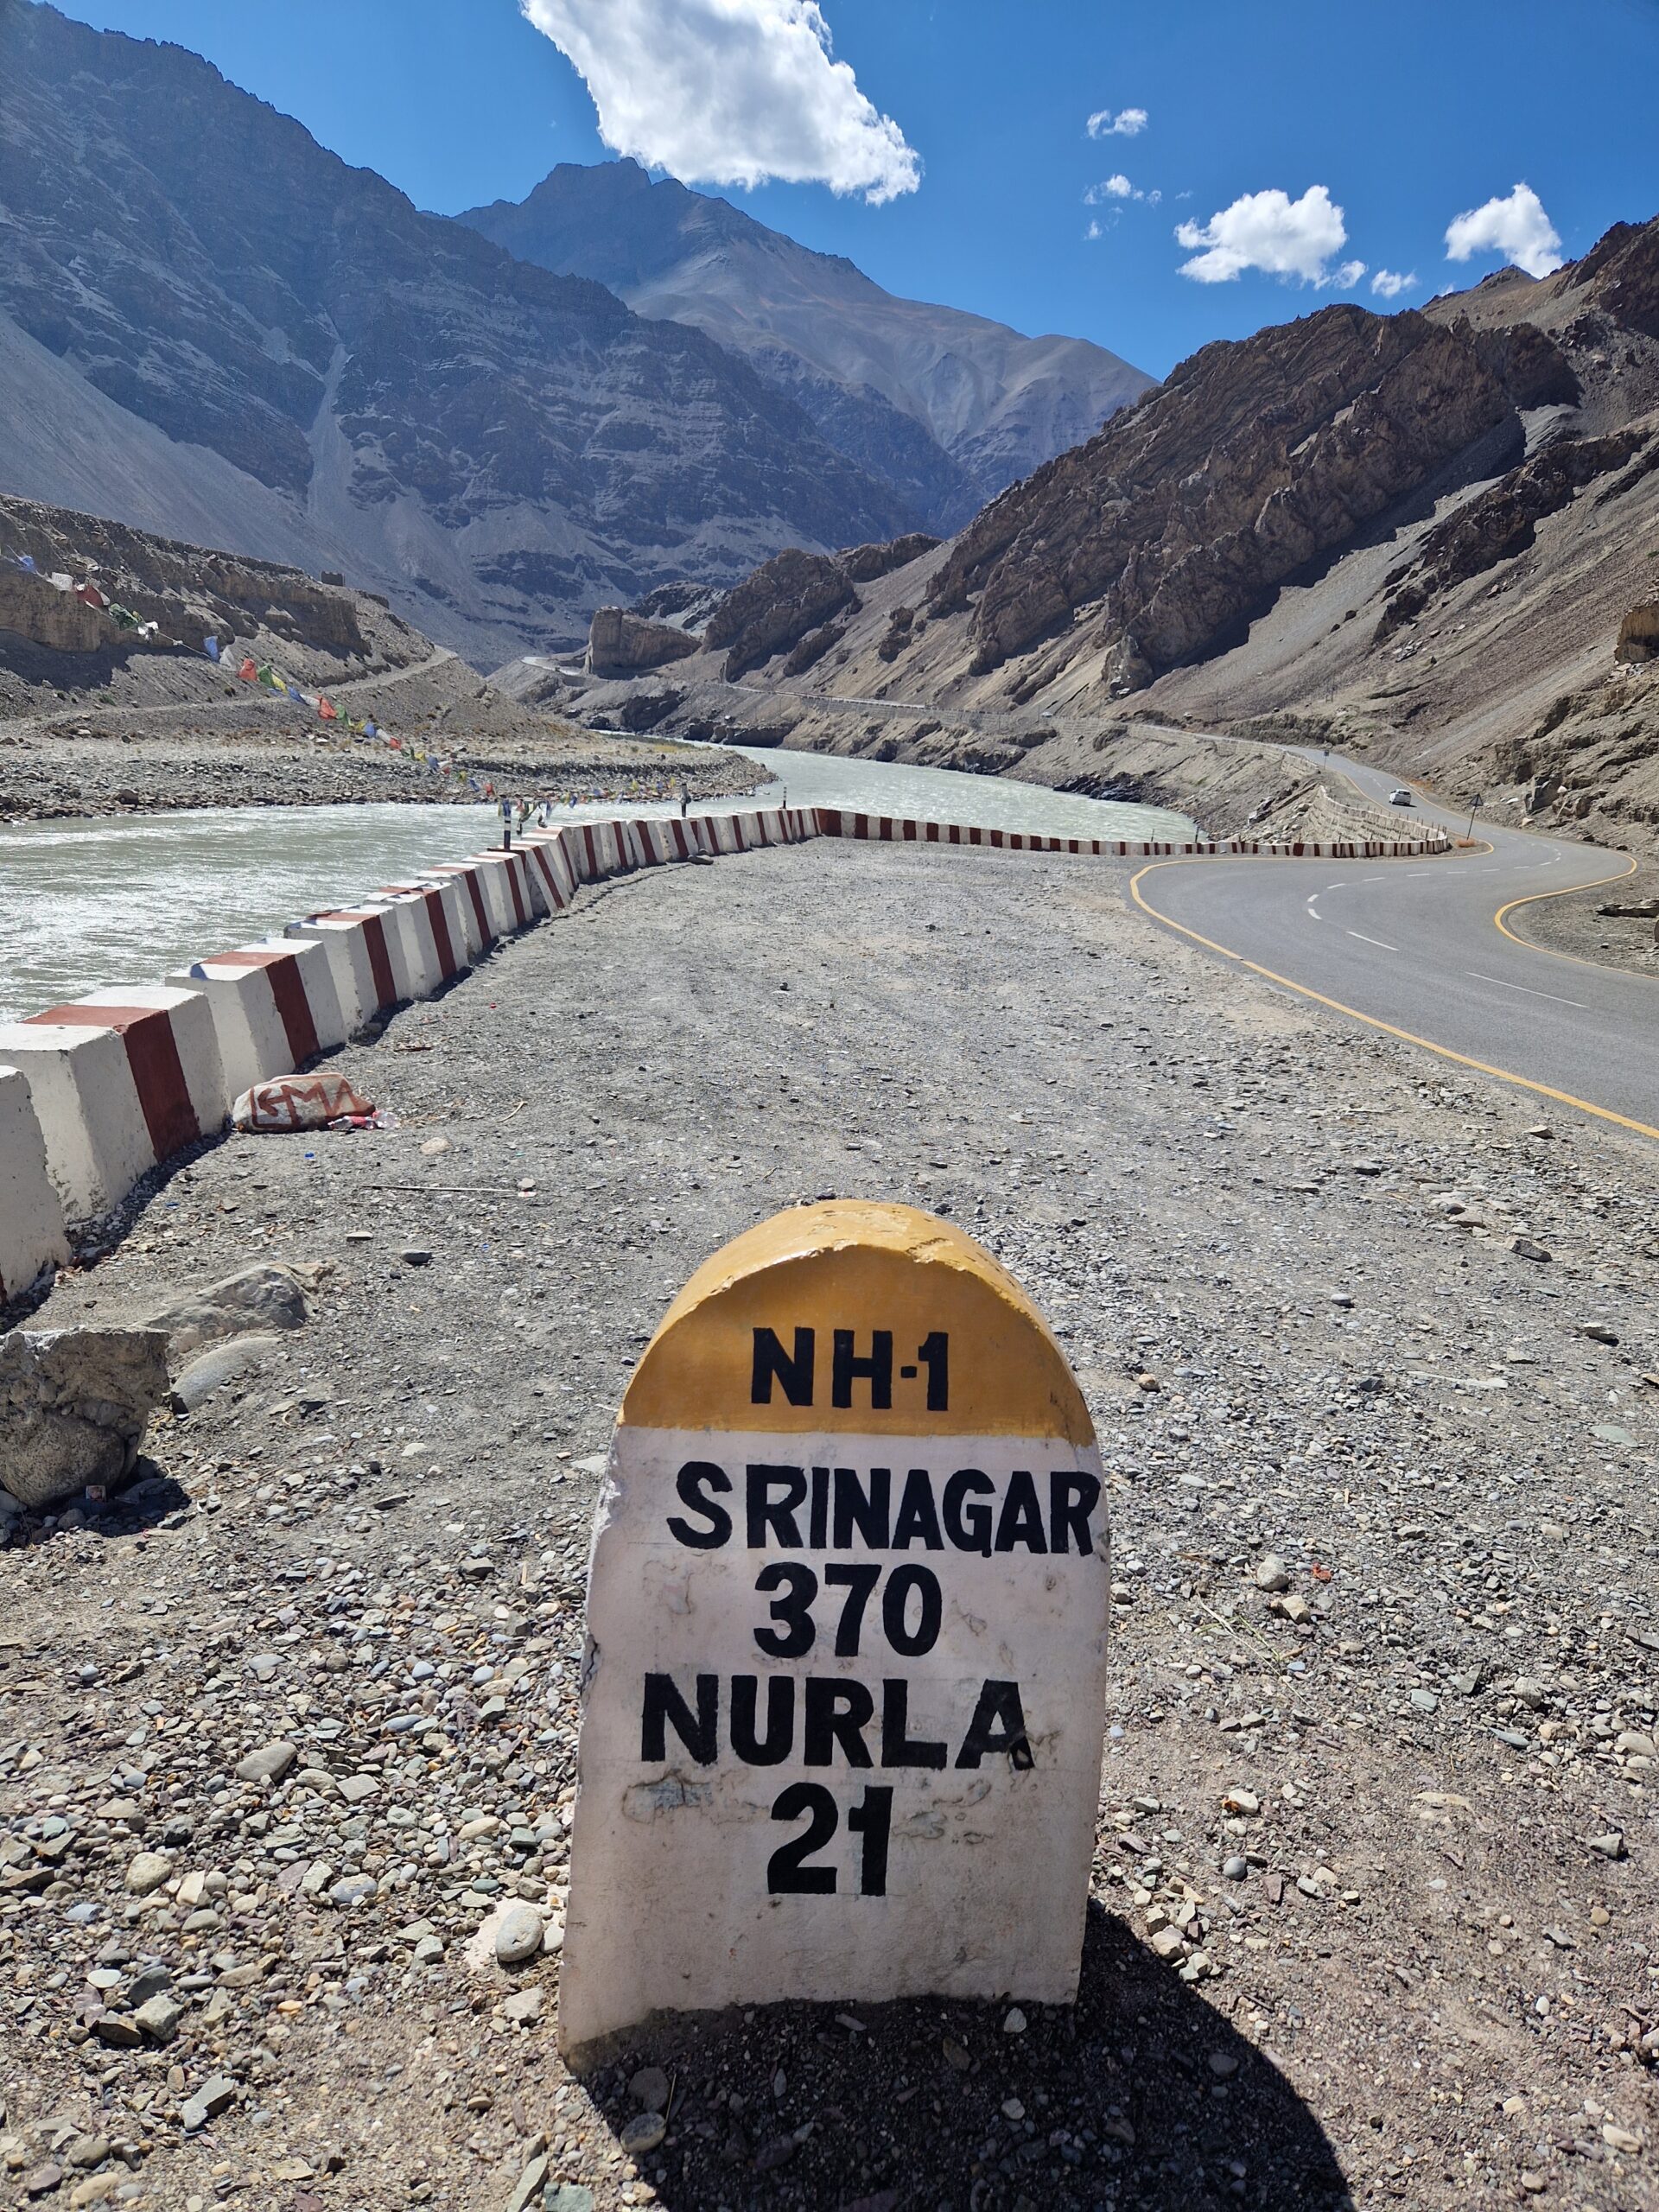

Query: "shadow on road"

xmin=578 ymin=1900 xmax=1352 ymax=2210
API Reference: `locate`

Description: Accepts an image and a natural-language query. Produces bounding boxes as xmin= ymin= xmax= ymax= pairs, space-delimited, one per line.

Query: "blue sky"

xmin=48 ymin=0 xmax=1659 ymax=379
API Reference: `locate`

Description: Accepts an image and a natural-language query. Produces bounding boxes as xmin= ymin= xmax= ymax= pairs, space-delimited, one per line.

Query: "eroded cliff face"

xmin=922 ymin=307 xmax=1564 ymax=689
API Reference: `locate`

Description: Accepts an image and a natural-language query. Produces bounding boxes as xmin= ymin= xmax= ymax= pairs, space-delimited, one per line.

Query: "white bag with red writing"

xmin=232 ymin=1073 xmax=379 ymax=1132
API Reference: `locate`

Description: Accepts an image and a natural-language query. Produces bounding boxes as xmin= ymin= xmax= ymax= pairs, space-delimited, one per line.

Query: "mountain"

xmin=0 ymin=5 xmax=915 ymax=666
xmin=459 ymin=161 xmax=1154 ymax=532
xmin=569 ymin=219 xmax=1659 ymax=851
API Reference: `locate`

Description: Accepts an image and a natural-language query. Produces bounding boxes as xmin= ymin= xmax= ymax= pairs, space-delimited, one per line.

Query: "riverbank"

xmin=559 ymin=664 xmax=1421 ymax=849
xmin=0 ymin=707 xmax=766 ymax=823
xmin=3 ymin=836 xmax=1656 ymax=2209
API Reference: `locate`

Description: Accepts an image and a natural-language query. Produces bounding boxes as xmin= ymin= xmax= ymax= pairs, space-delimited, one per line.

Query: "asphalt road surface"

xmin=1132 ymin=751 xmax=1659 ymax=1143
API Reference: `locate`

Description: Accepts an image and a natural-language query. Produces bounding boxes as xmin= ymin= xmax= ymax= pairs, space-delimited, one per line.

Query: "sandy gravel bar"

xmin=2 ymin=838 xmax=1656 ymax=2210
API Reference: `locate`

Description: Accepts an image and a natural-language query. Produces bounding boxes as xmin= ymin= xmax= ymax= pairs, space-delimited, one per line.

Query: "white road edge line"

xmin=1347 ymin=931 xmax=1399 ymax=952
xmin=1466 ymin=970 xmax=1588 ymax=1010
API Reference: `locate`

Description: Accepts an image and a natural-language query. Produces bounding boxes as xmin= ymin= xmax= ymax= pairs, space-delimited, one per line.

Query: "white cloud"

xmin=1087 ymin=105 xmax=1147 ymax=138
xmin=1084 ymin=174 xmax=1159 ymax=209
xmin=1444 ymin=182 xmax=1562 ymax=278
xmin=1084 ymin=219 xmax=1103 ymax=241
xmin=1175 ymin=184 xmax=1352 ymax=286
xmin=1370 ymin=268 xmax=1419 ymax=299
xmin=520 ymin=0 xmax=920 ymax=203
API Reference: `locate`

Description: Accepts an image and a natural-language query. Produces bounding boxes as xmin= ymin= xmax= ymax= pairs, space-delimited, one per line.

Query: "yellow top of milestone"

xmin=620 ymin=1200 xmax=1095 ymax=1443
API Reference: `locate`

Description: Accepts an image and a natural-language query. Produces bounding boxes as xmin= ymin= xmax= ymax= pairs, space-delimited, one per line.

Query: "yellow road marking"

xmin=1128 ymin=858 xmax=1659 ymax=1144
xmin=1493 ymin=854 xmax=1657 ymax=985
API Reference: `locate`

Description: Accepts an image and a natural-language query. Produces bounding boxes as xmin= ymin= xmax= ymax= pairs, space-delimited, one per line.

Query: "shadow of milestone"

xmin=3 ymin=1460 xmax=189 ymax=1548
xmin=579 ymin=1902 xmax=1352 ymax=2211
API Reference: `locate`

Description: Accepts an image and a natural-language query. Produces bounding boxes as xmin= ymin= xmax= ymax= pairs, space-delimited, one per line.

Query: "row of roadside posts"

xmin=558 ymin=1199 xmax=1111 ymax=2063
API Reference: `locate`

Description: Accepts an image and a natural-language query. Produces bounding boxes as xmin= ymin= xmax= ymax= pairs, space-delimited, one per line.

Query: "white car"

xmin=1388 ymin=787 xmax=1413 ymax=806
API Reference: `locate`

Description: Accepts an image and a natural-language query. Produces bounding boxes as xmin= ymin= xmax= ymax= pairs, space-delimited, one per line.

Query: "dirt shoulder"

xmin=1503 ymin=858 xmax=1659 ymax=984
xmin=3 ymin=841 xmax=1656 ymax=2211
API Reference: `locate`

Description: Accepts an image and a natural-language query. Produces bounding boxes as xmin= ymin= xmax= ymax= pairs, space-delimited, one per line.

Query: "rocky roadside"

xmin=2 ymin=837 xmax=1656 ymax=2211
xmin=1504 ymin=861 xmax=1659 ymax=984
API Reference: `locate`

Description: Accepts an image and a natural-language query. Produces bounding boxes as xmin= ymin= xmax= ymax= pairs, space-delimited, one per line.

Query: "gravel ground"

xmin=3 ymin=838 xmax=1657 ymax=2212
xmin=0 ymin=715 xmax=764 ymax=823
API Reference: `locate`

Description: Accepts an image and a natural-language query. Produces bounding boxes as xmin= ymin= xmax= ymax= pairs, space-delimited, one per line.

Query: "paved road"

xmin=1131 ymin=751 xmax=1659 ymax=1141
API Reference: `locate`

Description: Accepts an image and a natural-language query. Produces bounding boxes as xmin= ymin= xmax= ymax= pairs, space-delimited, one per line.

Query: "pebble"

xmin=122 ymin=1852 xmax=171 ymax=1896
xmin=1253 ymin=1555 xmax=1291 ymax=1593
xmin=620 ymin=2112 xmax=666 ymax=2155
xmin=1222 ymin=1854 xmax=1249 ymax=1880
xmin=630 ymin=2066 xmax=671 ymax=2112
xmin=1002 ymin=2006 xmax=1027 ymax=2032
xmin=1589 ymin=1831 xmax=1627 ymax=1860
xmin=1506 ymin=1235 xmax=1552 ymax=1262
xmin=494 ymin=1903 xmax=545 ymax=1967
xmin=134 ymin=1993 xmax=183 ymax=2043
xmin=233 ymin=1739 xmax=297 ymax=1784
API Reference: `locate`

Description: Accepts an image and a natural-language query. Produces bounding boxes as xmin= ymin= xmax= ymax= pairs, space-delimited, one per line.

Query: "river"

xmin=0 ymin=751 xmax=1192 ymax=1023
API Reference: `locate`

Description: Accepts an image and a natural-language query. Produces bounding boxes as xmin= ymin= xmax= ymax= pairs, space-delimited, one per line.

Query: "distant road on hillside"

xmin=1132 ymin=753 xmax=1659 ymax=1143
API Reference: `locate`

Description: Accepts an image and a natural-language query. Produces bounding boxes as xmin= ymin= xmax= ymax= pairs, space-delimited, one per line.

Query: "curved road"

xmin=1131 ymin=752 xmax=1659 ymax=1142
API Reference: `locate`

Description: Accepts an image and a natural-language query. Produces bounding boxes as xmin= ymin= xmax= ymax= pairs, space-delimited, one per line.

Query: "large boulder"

xmin=143 ymin=1263 xmax=310 ymax=1357
xmin=703 ymin=550 xmax=857 ymax=681
xmin=0 ymin=1327 xmax=170 ymax=1508
xmin=587 ymin=607 xmax=700 ymax=677
xmin=1615 ymin=601 xmax=1659 ymax=664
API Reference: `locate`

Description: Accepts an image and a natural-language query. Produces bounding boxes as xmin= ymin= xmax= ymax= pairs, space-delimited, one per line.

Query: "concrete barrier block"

xmin=167 ymin=939 xmax=343 ymax=1100
xmin=0 ymin=1064 xmax=69 ymax=1300
xmin=424 ymin=862 xmax=496 ymax=956
xmin=467 ymin=851 xmax=532 ymax=933
xmin=518 ymin=836 xmax=574 ymax=912
xmin=370 ymin=887 xmax=452 ymax=996
xmin=384 ymin=880 xmax=469 ymax=982
xmin=359 ymin=899 xmax=432 ymax=1000
xmin=0 ymin=986 xmax=225 ymax=1223
xmin=287 ymin=911 xmax=400 ymax=1032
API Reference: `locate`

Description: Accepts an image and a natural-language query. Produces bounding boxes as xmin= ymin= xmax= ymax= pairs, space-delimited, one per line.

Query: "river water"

xmin=0 ymin=750 xmax=1192 ymax=1024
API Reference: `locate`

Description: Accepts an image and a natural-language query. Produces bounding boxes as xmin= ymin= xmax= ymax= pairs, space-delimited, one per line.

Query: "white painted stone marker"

xmin=558 ymin=1200 xmax=1109 ymax=2060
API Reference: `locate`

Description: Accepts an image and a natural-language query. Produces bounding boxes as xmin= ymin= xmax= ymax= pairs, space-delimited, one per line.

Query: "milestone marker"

xmin=557 ymin=1200 xmax=1110 ymax=2060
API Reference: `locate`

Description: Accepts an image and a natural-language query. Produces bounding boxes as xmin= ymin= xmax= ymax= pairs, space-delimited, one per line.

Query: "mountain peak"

xmin=460 ymin=162 xmax=1154 ymax=532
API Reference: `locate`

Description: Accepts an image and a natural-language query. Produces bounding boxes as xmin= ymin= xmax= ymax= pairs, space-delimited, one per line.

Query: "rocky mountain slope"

xmin=460 ymin=160 xmax=1154 ymax=531
xmin=582 ymin=219 xmax=1659 ymax=853
xmin=0 ymin=6 xmax=915 ymax=668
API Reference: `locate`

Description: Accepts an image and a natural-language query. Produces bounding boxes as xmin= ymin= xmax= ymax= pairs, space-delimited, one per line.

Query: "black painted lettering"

xmin=666 ymin=1460 xmax=732 ymax=1549
xmin=943 ymin=1468 xmax=994 ymax=1556
xmin=640 ymin=1672 xmax=719 ymax=1765
xmin=882 ymin=1564 xmax=943 ymax=1656
xmin=753 ymin=1561 xmax=817 ymax=1657
xmin=831 ymin=1465 xmax=891 ymax=1551
xmin=880 ymin=1677 xmax=946 ymax=1768
xmin=823 ymin=1561 xmax=880 ymax=1656
xmin=1049 ymin=1470 xmax=1102 ymax=1557
xmin=994 ymin=1469 xmax=1048 ymax=1554
xmin=803 ymin=1676 xmax=874 ymax=1767
xmin=955 ymin=1678 xmax=1033 ymax=1770
xmin=751 ymin=1325 xmax=815 ymax=1406
xmin=916 ymin=1330 xmax=950 ymax=1411
xmin=848 ymin=1783 xmax=893 ymax=1894
xmin=731 ymin=1674 xmax=795 ymax=1764
xmin=767 ymin=1783 xmax=837 ymax=1893
xmin=747 ymin=1464 xmax=806 ymax=1548
xmin=832 ymin=1328 xmax=893 ymax=1410
xmin=809 ymin=1464 xmax=830 ymax=1550
xmin=892 ymin=1467 xmax=944 ymax=1551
